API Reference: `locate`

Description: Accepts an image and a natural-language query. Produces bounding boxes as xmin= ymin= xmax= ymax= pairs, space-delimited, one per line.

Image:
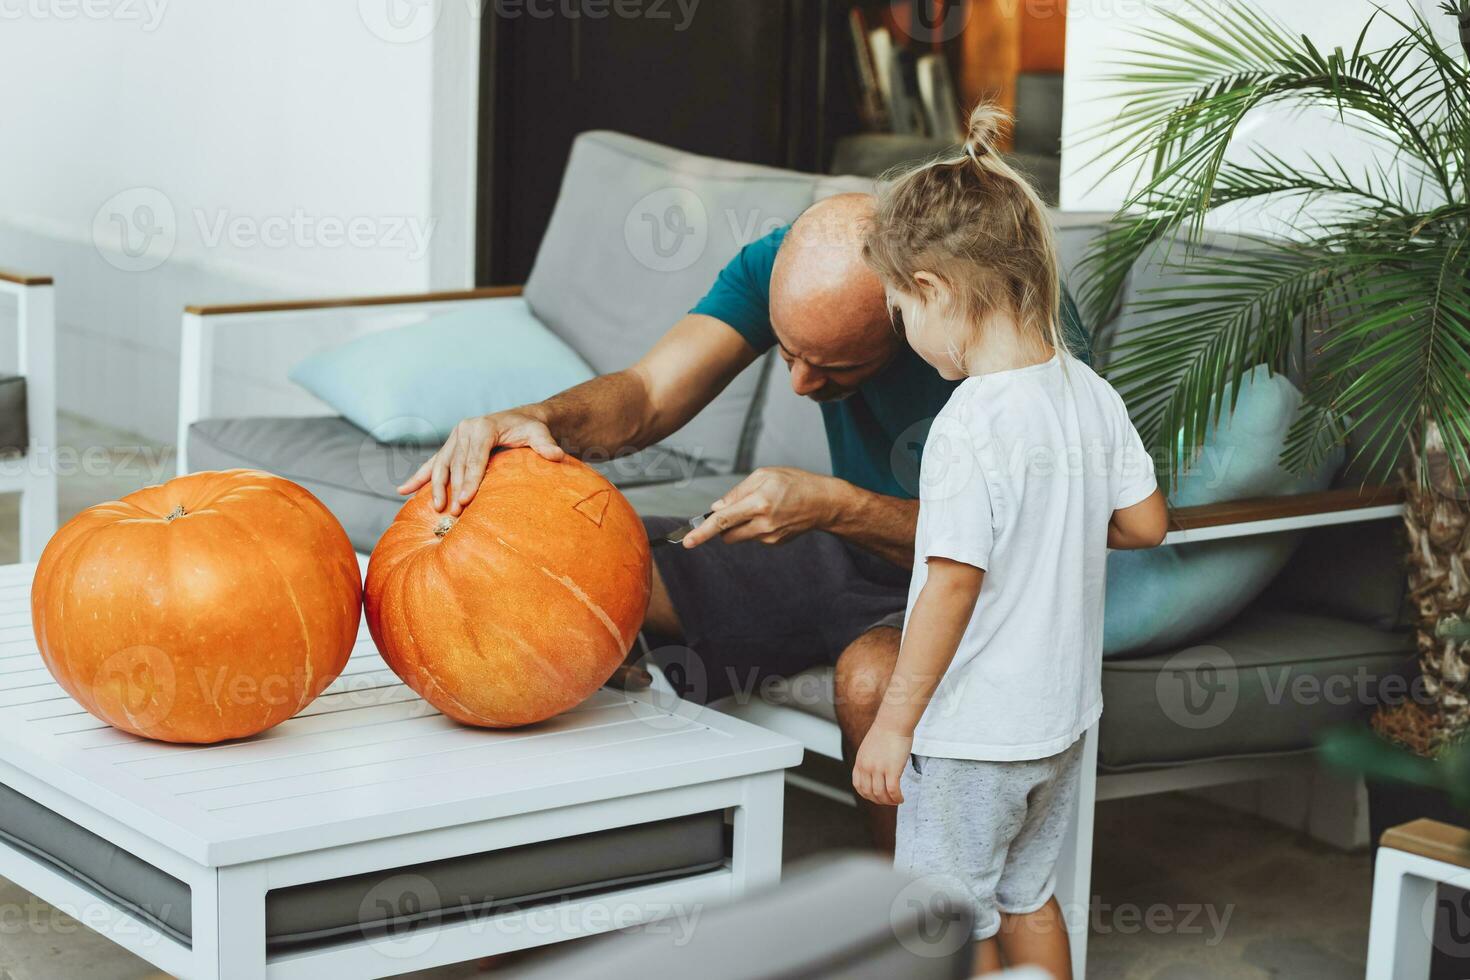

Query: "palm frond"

xmin=1079 ymin=0 xmax=1470 ymax=495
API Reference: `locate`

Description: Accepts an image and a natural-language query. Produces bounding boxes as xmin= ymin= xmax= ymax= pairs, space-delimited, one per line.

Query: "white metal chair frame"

xmin=0 ymin=270 xmax=58 ymax=562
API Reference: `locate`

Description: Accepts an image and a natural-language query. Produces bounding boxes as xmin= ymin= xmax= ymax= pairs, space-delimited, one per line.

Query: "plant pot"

xmin=1368 ymin=781 xmax=1470 ymax=978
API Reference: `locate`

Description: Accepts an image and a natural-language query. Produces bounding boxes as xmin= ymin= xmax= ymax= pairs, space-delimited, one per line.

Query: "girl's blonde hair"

xmin=864 ymin=103 xmax=1066 ymax=362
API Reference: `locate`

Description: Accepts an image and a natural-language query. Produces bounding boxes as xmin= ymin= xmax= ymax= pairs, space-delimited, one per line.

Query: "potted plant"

xmin=1078 ymin=0 xmax=1470 ymax=828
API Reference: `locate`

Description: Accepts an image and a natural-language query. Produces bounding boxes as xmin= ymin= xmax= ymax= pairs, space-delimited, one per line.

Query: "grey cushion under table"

xmin=0 ymin=780 xmax=726 ymax=952
xmin=187 ymin=417 xmax=717 ymax=552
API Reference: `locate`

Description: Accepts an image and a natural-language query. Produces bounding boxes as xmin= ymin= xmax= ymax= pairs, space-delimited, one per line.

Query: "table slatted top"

xmin=0 ymin=563 xmax=800 ymax=867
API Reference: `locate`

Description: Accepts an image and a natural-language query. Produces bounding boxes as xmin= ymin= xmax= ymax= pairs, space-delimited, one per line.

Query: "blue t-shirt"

xmin=691 ymin=226 xmax=1093 ymax=499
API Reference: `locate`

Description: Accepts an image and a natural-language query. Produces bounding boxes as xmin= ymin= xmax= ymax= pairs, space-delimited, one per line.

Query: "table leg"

xmin=729 ymin=771 xmax=784 ymax=895
xmin=195 ymin=864 xmax=268 ymax=980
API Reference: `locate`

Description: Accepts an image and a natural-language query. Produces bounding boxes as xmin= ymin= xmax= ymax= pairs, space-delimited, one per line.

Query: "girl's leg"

xmin=972 ymin=935 xmax=1005 ymax=974
xmin=995 ymin=897 xmax=1073 ymax=980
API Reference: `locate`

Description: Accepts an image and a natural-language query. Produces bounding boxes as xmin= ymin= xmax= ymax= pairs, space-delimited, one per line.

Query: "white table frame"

xmin=0 ymin=271 xmax=58 ymax=562
xmin=0 ymin=561 xmax=801 ymax=980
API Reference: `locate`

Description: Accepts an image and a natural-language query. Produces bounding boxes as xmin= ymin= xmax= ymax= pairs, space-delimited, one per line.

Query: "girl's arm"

xmin=852 ymin=557 xmax=984 ymax=806
xmin=1108 ymin=488 xmax=1169 ymax=550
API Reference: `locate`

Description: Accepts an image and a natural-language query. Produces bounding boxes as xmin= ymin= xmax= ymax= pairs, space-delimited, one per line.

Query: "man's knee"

xmin=834 ymin=627 xmax=900 ymax=726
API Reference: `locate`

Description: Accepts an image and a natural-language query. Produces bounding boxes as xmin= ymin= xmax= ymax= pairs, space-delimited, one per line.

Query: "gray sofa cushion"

xmin=1264 ymin=518 xmax=1407 ymax=632
xmin=622 ymin=474 xmax=745 ymax=521
xmin=747 ymin=362 xmax=833 ymax=474
xmin=509 ymin=853 xmax=974 ymax=980
xmin=0 ymin=780 xmax=725 ymax=953
xmin=1098 ymin=608 xmax=1412 ymax=771
xmin=187 ymin=416 xmax=715 ymax=552
xmin=525 ymin=131 xmax=817 ymax=473
xmin=758 ymin=608 xmax=1412 ymax=771
xmin=0 ymin=375 xmax=26 ymax=455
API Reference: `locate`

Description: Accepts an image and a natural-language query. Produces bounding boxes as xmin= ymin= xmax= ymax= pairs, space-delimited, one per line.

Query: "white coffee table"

xmin=0 ymin=560 xmax=802 ymax=979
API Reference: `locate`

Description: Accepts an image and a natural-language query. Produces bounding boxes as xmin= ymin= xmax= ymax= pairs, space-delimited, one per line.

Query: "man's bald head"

xmin=769 ymin=193 xmax=899 ymax=401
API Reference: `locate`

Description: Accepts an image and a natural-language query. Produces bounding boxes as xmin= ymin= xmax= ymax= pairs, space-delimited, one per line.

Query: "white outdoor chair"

xmin=0 ymin=269 xmax=57 ymax=562
xmin=1367 ymin=818 xmax=1470 ymax=978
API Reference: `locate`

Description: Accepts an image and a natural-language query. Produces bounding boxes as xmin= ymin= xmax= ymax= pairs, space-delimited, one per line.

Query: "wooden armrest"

xmin=1381 ymin=819 xmax=1470 ymax=870
xmin=184 ymin=285 xmax=523 ymax=316
xmin=1169 ymin=485 xmax=1405 ymax=532
xmin=0 ymin=269 xmax=53 ymax=286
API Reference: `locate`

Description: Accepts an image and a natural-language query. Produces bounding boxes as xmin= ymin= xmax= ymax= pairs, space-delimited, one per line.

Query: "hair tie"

xmin=964 ymin=141 xmax=986 ymax=165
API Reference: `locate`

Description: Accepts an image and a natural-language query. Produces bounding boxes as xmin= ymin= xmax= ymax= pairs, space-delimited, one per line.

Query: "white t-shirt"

xmin=904 ymin=353 xmax=1156 ymax=761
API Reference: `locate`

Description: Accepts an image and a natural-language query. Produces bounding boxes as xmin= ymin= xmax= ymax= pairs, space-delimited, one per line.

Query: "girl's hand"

xmin=852 ymin=727 xmax=913 ymax=806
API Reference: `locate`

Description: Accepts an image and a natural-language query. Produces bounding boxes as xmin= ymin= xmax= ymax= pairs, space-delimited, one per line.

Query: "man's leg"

xmin=834 ymin=625 xmax=901 ymax=851
xmin=644 ymin=562 xmax=683 ymax=638
xmin=613 ymin=564 xmax=682 ymax=689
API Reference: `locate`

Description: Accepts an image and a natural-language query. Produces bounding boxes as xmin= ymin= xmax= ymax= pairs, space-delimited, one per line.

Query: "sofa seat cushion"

xmin=752 ymin=609 xmax=1412 ymax=769
xmin=621 ymin=474 xmax=746 ymax=521
xmin=0 ymin=375 xmax=26 ymax=455
xmin=1098 ymin=608 xmax=1412 ymax=770
xmin=187 ymin=416 xmax=715 ymax=552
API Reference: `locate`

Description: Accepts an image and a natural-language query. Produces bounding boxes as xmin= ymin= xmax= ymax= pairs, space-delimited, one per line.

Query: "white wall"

xmin=0 ymin=0 xmax=479 ymax=444
xmin=1060 ymin=0 xmax=1453 ymax=218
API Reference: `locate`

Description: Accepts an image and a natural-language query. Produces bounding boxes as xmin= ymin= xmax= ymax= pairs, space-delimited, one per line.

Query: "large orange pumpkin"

xmin=365 ymin=449 xmax=651 ymax=728
xmin=31 ymin=470 xmax=362 ymax=744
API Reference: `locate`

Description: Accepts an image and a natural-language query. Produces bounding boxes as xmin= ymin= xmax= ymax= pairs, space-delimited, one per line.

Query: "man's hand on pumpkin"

xmin=680 ymin=467 xmax=844 ymax=548
xmin=398 ymin=409 xmax=566 ymax=515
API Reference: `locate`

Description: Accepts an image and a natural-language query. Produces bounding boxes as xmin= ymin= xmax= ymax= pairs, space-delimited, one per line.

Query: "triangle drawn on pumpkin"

xmin=573 ymin=489 xmax=611 ymax=528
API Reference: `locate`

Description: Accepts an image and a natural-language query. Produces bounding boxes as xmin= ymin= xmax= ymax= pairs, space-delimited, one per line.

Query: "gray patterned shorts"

xmin=895 ymin=737 xmax=1086 ymax=940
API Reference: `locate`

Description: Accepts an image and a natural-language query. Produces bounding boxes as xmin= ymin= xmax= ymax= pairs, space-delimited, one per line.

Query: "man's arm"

xmin=401 ymin=314 xmax=759 ymax=513
xmin=678 ymin=470 xmax=919 ymax=568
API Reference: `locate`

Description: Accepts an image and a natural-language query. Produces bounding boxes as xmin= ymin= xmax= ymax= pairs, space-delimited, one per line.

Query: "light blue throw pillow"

xmin=1103 ymin=366 xmax=1344 ymax=658
xmin=289 ymin=303 xmax=595 ymax=445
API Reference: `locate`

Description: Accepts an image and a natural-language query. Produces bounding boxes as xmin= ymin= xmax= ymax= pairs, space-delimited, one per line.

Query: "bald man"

xmin=404 ymin=194 xmax=1090 ymax=847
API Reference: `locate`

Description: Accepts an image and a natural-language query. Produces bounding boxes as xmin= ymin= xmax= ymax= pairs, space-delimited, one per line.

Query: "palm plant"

xmin=1079 ymin=0 xmax=1470 ymax=744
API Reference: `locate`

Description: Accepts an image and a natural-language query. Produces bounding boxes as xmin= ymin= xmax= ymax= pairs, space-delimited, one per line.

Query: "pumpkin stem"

xmin=435 ymin=516 xmax=455 ymax=538
xmin=165 ymin=505 xmax=187 ymax=523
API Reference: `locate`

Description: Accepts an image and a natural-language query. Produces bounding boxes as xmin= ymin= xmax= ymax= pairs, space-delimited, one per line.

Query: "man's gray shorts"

xmin=642 ymin=516 xmax=909 ymax=704
xmin=895 ymin=738 xmax=1086 ymax=941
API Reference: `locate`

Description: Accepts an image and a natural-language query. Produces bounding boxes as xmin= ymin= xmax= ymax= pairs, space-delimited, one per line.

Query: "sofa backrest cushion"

xmin=747 ymin=360 xmax=834 ymax=474
xmin=525 ymin=132 xmax=817 ymax=473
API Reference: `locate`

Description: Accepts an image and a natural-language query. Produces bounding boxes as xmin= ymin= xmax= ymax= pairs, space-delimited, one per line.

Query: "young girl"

xmin=854 ymin=105 xmax=1168 ymax=978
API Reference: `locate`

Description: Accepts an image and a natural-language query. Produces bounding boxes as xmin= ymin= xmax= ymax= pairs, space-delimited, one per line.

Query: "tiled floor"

xmin=0 ymin=417 xmax=1377 ymax=978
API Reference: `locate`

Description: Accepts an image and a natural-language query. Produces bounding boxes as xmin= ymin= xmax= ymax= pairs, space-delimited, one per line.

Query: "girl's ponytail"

xmin=865 ymin=102 xmax=1068 ymax=365
xmin=962 ymin=103 xmax=1006 ymax=165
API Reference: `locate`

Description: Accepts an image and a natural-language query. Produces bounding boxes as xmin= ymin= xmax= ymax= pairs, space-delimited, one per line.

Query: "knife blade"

xmin=649 ymin=511 xmax=713 ymax=548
